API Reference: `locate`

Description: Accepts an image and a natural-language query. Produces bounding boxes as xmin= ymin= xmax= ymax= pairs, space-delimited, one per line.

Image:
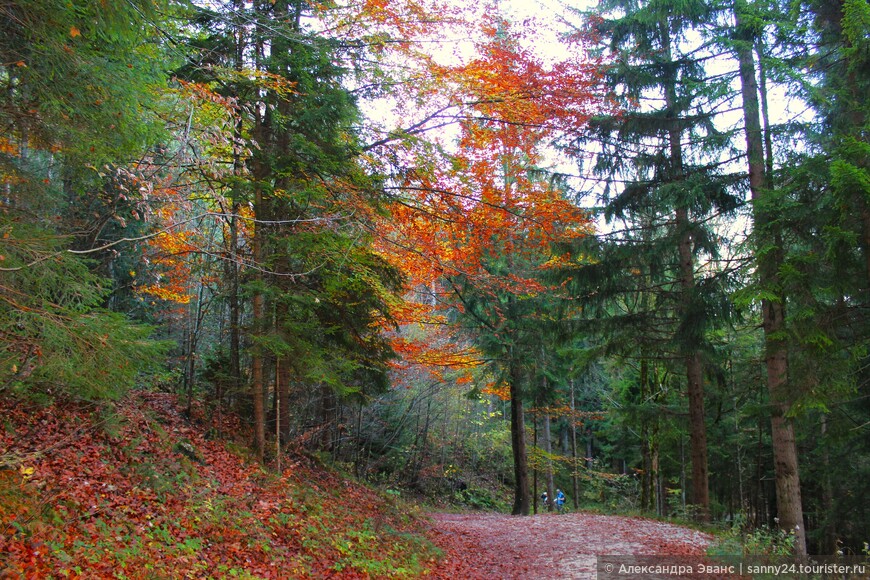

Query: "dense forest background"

xmin=1 ymin=0 xmax=868 ymax=559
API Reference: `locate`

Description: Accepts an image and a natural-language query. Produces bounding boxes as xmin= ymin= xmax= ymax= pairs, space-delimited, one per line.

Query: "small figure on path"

xmin=540 ymin=491 xmax=548 ymax=510
xmin=555 ymin=489 xmax=566 ymax=512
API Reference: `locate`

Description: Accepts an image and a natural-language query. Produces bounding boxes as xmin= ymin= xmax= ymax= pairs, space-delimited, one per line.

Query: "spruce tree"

xmin=566 ymin=0 xmax=739 ymax=520
xmin=0 ymin=0 xmax=171 ymax=400
xmin=723 ymin=0 xmax=870 ymax=553
xmin=733 ymin=0 xmax=870 ymax=553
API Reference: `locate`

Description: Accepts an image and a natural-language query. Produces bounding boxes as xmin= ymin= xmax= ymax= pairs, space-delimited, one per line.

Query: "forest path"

xmin=427 ymin=511 xmax=715 ymax=579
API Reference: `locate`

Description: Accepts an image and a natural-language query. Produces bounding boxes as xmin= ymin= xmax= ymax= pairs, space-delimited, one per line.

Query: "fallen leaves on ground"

xmin=426 ymin=512 xmax=730 ymax=579
xmin=1 ymin=391 xmax=731 ymax=579
xmin=0 ymin=391 xmax=441 ymax=578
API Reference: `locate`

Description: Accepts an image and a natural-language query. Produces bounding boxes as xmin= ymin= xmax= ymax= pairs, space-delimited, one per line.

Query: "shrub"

xmin=708 ymin=514 xmax=797 ymax=557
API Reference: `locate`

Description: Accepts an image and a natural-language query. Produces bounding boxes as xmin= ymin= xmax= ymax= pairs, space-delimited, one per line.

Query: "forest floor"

xmin=427 ymin=511 xmax=722 ymax=579
xmin=1 ymin=391 xmax=445 ymax=578
xmin=1 ymin=390 xmax=724 ymax=579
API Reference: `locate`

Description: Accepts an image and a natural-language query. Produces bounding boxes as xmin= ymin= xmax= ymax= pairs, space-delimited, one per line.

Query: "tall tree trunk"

xmin=735 ymin=1 xmax=806 ymax=555
xmin=640 ymin=427 xmax=651 ymax=510
xmin=354 ymin=405 xmax=364 ymax=479
xmin=416 ymin=397 xmax=432 ymax=477
xmin=652 ymin=425 xmax=661 ymax=516
xmin=185 ymin=280 xmax=206 ymax=418
xmin=275 ymin=364 xmax=281 ymax=472
xmin=684 ymin=349 xmax=709 ymax=520
xmin=677 ymin=208 xmax=711 ymax=517
xmin=509 ymin=351 xmax=530 ymax=515
xmin=249 ymin=54 xmax=267 ymax=462
xmin=679 ymin=435 xmax=687 ymax=512
xmin=187 ymin=288 xmax=196 ymax=408
xmin=318 ymin=385 xmax=336 ymax=451
xmin=660 ymin=20 xmax=710 ymax=521
xmin=756 ymin=38 xmax=775 ymax=183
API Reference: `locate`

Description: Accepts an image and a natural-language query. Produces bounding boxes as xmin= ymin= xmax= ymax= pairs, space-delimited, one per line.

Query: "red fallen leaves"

xmin=425 ymin=512 xmax=724 ymax=579
xmin=0 ymin=392 xmax=443 ymax=578
xmin=0 ymin=392 xmax=727 ymax=579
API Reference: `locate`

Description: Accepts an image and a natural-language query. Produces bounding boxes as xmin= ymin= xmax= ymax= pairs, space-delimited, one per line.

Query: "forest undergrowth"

xmin=0 ymin=390 xmax=458 ymax=578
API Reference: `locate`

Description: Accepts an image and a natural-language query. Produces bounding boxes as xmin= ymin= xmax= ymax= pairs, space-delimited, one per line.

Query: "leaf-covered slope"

xmin=0 ymin=392 xmax=442 ymax=578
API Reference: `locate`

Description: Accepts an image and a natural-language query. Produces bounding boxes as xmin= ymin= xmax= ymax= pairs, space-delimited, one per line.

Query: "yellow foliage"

xmin=138 ymin=284 xmax=191 ymax=304
xmin=0 ymin=137 xmax=19 ymax=156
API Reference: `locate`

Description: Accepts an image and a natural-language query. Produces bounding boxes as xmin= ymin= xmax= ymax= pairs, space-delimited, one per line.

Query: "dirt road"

xmin=427 ymin=512 xmax=714 ymax=579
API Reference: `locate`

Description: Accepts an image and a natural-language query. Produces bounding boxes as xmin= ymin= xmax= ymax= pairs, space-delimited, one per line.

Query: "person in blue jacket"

xmin=555 ymin=488 xmax=566 ymax=512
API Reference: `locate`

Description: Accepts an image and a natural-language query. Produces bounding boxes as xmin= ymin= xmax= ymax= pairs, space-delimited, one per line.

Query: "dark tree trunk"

xmin=820 ymin=414 xmax=836 ymax=554
xmin=684 ymin=350 xmax=709 ymax=520
xmin=250 ymin=297 xmax=266 ymax=462
xmin=509 ymin=353 xmax=530 ymax=515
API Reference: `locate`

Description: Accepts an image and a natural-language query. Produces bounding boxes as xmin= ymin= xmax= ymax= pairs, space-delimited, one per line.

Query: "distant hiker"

xmin=555 ymin=489 xmax=566 ymax=512
xmin=540 ymin=491 xmax=548 ymax=508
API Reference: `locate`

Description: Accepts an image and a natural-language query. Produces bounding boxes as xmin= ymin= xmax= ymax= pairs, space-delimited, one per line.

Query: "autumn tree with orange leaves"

xmin=369 ymin=13 xmax=606 ymax=514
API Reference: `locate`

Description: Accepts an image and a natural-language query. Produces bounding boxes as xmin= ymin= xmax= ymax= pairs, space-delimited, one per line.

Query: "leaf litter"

xmin=1 ymin=391 xmax=728 ymax=579
xmin=427 ymin=511 xmax=726 ymax=579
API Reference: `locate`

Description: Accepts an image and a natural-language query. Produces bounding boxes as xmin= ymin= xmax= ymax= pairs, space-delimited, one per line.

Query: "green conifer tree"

xmin=563 ymin=0 xmax=739 ymax=521
xmin=0 ymin=0 xmax=171 ymax=401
